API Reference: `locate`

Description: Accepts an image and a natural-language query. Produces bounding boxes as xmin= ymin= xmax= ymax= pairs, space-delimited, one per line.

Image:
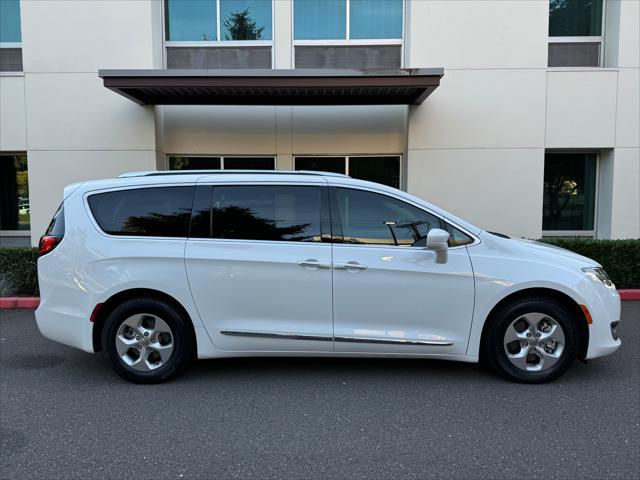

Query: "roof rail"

xmin=118 ymin=170 xmax=349 ymax=178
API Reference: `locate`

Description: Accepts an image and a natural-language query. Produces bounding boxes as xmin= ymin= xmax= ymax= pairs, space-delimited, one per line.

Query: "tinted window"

xmin=294 ymin=0 xmax=346 ymax=40
xmin=45 ymin=203 xmax=65 ymax=237
xmin=88 ymin=187 xmax=195 ymax=237
xmin=169 ymin=156 xmax=221 ymax=170
xmin=349 ymin=156 xmax=400 ymax=188
xmin=334 ymin=188 xmax=441 ymax=246
xmin=549 ymin=0 xmax=603 ymax=37
xmin=220 ymin=0 xmax=273 ymax=40
xmin=543 ymin=152 xmax=596 ymax=231
xmin=212 ymin=186 xmax=322 ymax=242
xmin=295 ymin=157 xmax=345 ymax=174
xmin=190 ymin=185 xmax=213 ymax=238
xmin=350 ymin=0 xmax=403 ymax=40
xmin=443 ymin=222 xmax=474 ymax=247
xmin=165 ymin=0 xmax=217 ymax=41
xmin=223 ymin=157 xmax=275 ymax=170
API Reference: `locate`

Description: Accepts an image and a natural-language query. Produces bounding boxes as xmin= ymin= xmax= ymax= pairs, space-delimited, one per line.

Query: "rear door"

xmin=185 ymin=178 xmax=334 ymax=352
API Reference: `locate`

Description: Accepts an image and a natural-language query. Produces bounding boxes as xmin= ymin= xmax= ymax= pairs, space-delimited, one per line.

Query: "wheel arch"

xmin=92 ymin=288 xmax=197 ymax=355
xmin=479 ymin=287 xmax=590 ymax=361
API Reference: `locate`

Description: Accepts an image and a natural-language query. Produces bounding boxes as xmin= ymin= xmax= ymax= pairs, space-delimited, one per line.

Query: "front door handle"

xmin=334 ymin=261 xmax=368 ymax=271
xmin=298 ymin=259 xmax=332 ymax=269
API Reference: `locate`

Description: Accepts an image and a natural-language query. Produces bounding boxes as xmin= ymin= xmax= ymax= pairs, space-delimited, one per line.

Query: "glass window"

xmin=212 ymin=185 xmax=322 ymax=242
xmin=88 ymin=187 xmax=195 ymax=237
xmin=349 ymin=156 xmax=400 ymax=188
xmin=0 ymin=0 xmax=21 ymax=42
xmin=190 ymin=186 xmax=213 ymax=239
xmin=350 ymin=0 xmax=402 ymax=39
xmin=220 ymin=0 xmax=272 ymax=40
xmin=335 ymin=188 xmax=441 ymax=246
xmin=443 ymin=223 xmax=474 ymax=247
xmin=169 ymin=156 xmax=221 ymax=170
xmin=45 ymin=204 xmax=65 ymax=237
xmin=294 ymin=0 xmax=402 ymax=40
xmin=294 ymin=0 xmax=346 ymax=40
xmin=549 ymin=0 xmax=603 ymax=36
xmin=0 ymin=155 xmax=29 ymax=231
xmin=295 ymin=157 xmax=346 ymax=174
xmin=165 ymin=0 xmax=217 ymax=41
xmin=223 ymin=157 xmax=275 ymax=170
xmin=543 ymin=153 xmax=597 ymax=231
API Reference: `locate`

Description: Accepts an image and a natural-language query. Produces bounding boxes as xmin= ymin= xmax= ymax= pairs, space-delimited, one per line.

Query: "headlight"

xmin=582 ymin=267 xmax=615 ymax=288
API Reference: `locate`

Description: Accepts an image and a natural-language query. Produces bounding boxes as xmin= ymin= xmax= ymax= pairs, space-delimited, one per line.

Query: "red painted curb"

xmin=0 ymin=297 xmax=40 ymax=309
xmin=619 ymin=289 xmax=640 ymax=301
xmin=2 ymin=291 xmax=639 ymax=310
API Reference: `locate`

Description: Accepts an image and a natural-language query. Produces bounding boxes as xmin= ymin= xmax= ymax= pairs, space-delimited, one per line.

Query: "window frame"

xmin=166 ymin=154 xmax=277 ymax=171
xmin=293 ymin=154 xmax=403 ymax=190
xmin=541 ymin=150 xmax=599 ymax=238
xmin=162 ymin=0 xmax=275 ymax=68
xmin=291 ymin=0 xmax=406 ymax=68
xmin=547 ymin=0 xmax=607 ymax=68
xmin=327 ymin=185 xmax=478 ymax=250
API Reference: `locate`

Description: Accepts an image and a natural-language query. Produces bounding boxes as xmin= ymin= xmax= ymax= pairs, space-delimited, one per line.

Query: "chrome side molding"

xmin=220 ymin=330 xmax=453 ymax=346
xmin=220 ymin=330 xmax=332 ymax=342
xmin=334 ymin=336 xmax=453 ymax=346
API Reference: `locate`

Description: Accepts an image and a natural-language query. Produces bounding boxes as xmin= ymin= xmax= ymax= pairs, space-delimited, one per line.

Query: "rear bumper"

xmin=35 ymin=299 xmax=95 ymax=353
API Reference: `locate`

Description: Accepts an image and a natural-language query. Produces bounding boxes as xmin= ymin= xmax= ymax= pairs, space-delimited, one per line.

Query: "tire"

xmin=102 ymin=297 xmax=194 ymax=383
xmin=484 ymin=296 xmax=578 ymax=383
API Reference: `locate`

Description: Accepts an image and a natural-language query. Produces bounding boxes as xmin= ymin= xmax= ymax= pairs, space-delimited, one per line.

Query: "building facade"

xmin=1 ymin=0 xmax=638 ymax=246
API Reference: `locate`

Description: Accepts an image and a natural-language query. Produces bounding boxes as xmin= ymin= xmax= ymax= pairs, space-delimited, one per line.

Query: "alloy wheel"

xmin=115 ymin=313 xmax=174 ymax=371
xmin=503 ymin=312 xmax=565 ymax=372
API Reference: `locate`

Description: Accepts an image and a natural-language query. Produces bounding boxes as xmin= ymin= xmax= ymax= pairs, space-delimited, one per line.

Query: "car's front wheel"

xmin=485 ymin=297 xmax=579 ymax=383
xmin=102 ymin=298 xmax=194 ymax=383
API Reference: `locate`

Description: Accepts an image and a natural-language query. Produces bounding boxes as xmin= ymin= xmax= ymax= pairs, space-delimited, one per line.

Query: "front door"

xmin=330 ymin=187 xmax=475 ymax=356
xmin=185 ymin=182 xmax=334 ymax=352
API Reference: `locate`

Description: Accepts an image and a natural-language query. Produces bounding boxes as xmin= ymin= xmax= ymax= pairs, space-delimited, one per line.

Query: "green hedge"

xmin=0 ymin=240 xmax=638 ymax=296
xmin=0 ymin=247 xmax=39 ymax=296
xmin=541 ymin=239 xmax=640 ymax=289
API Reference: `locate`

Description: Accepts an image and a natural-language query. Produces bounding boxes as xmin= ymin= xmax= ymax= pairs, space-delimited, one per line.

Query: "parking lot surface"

xmin=1 ymin=302 xmax=639 ymax=480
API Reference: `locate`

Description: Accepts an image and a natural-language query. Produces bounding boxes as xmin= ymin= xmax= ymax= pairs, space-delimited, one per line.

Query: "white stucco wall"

xmin=2 ymin=0 xmax=638 ymax=243
xmin=18 ymin=0 xmax=162 ymax=244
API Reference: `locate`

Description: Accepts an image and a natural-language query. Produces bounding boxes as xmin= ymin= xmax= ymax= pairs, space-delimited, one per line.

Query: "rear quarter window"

xmin=88 ymin=186 xmax=195 ymax=237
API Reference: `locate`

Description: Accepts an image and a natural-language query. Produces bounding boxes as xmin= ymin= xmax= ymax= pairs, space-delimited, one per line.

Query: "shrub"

xmin=0 ymin=247 xmax=39 ymax=296
xmin=541 ymin=239 xmax=640 ymax=289
xmin=0 ymin=273 xmax=16 ymax=297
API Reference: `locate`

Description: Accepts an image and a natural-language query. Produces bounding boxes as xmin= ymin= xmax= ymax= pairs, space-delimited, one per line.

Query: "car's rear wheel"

xmin=485 ymin=297 xmax=578 ymax=383
xmin=102 ymin=298 xmax=194 ymax=383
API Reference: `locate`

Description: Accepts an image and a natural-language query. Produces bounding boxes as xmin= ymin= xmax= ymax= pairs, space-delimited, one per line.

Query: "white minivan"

xmin=36 ymin=171 xmax=621 ymax=383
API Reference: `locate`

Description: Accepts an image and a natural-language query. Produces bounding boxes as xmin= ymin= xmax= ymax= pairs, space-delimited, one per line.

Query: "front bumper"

xmin=583 ymin=284 xmax=621 ymax=360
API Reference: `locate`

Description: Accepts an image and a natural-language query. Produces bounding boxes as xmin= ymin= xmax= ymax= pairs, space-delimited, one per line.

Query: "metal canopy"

xmin=98 ymin=68 xmax=444 ymax=106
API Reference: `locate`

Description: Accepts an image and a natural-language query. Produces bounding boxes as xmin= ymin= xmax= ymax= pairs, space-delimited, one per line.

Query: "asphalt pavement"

xmin=1 ymin=303 xmax=639 ymax=480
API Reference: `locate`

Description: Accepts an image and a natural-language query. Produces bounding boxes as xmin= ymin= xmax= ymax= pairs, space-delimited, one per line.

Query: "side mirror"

xmin=426 ymin=228 xmax=450 ymax=264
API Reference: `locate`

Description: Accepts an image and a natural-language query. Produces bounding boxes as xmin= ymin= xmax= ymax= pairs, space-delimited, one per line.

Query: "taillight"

xmin=38 ymin=235 xmax=62 ymax=256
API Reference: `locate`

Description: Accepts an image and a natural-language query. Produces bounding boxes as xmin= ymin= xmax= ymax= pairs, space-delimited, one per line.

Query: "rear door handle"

xmin=298 ymin=259 xmax=332 ymax=269
xmin=334 ymin=262 xmax=368 ymax=271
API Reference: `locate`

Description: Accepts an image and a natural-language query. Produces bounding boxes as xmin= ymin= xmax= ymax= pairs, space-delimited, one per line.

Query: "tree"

xmin=223 ymin=8 xmax=264 ymax=40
